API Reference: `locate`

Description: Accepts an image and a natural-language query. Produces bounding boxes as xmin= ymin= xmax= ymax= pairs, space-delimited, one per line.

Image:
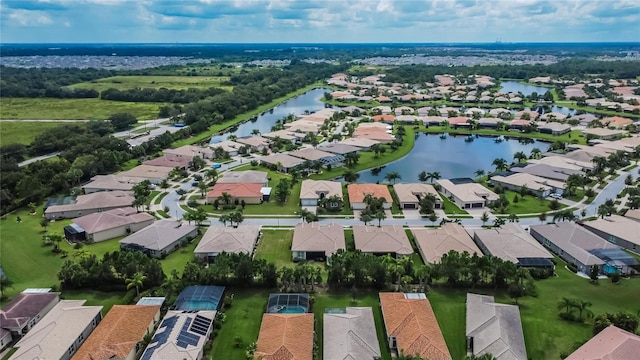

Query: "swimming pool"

xmin=278 ymin=305 xmax=306 ymax=314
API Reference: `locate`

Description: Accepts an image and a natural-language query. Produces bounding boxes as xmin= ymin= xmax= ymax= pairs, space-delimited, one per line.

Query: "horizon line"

xmin=2 ymin=41 xmax=640 ymax=45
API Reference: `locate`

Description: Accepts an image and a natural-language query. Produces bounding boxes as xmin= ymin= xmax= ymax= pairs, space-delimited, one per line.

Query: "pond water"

xmin=210 ymin=87 xmax=331 ymax=144
xmin=499 ymin=81 xmax=552 ymax=96
xmin=357 ymin=133 xmax=549 ymax=183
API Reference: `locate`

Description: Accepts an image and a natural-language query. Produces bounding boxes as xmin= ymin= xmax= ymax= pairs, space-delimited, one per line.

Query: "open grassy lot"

xmin=500 ymin=189 xmax=565 ymax=214
xmin=254 ymin=230 xmax=293 ymax=268
xmin=0 ymin=121 xmax=79 ymax=146
xmin=0 ymin=98 xmax=163 ymax=120
xmin=210 ymin=289 xmax=269 ymax=360
xmin=68 ymin=75 xmax=232 ymax=92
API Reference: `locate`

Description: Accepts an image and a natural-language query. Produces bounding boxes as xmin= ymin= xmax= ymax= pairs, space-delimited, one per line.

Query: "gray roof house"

xmin=217 ymin=170 xmax=269 ymax=187
xmin=472 ymin=224 xmax=553 ymax=266
xmin=580 ymin=215 xmax=640 ymax=253
xmin=0 ymin=290 xmax=60 ymax=336
xmin=510 ymin=163 xmax=582 ymax=182
xmin=291 ymin=222 xmax=345 ymax=261
xmin=81 ymin=175 xmax=135 ymax=194
xmin=119 ymin=220 xmax=198 ymax=258
xmin=393 ymin=183 xmax=442 ymax=210
xmin=194 ymin=225 xmax=261 ymax=262
xmin=66 ymin=207 xmax=155 ymax=243
xmin=323 ymin=307 xmax=381 ymax=360
xmin=10 ymin=300 xmax=103 ymax=360
xmin=466 ymin=293 xmax=527 ymax=360
xmin=530 ymin=222 xmax=618 ymax=274
xmin=44 ymin=191 xmax=134 ymax=220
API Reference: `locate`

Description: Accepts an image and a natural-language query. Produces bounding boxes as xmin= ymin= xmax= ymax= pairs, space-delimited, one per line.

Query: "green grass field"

xmin=68 ymin=75 xmax=233 ymax=92
xmin=0 ymin=121 xmax=81 ymax=146
xmin=254 ymin=230 xmax=293 ymax=268
xmin=439 ymin=194 xmax=470 ymax=215
xmin=500 ymin=189 xmax=566 ymax=214
xmin=0 ymin=98 xmax=163 ymax=120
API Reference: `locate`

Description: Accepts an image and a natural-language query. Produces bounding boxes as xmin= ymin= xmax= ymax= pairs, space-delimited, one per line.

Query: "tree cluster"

xmin=101 ymin=87 xmax=226 ymax=103
xmin=0 ymin=66 xmax=111 ymax=98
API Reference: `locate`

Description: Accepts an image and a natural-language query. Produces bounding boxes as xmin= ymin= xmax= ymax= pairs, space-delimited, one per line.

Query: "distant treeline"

xmin=0 ymin=61 xmax=344 ymax=214
xmin=381 ymin=59 xmax=640 ymax=83
xmin=0 ymin=66 xmax=111 ymax=98
xmin=100 ymin=87 xmax=227 ymax=103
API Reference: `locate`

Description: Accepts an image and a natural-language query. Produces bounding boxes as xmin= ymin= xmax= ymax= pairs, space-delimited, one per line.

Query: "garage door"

xmin=403 ymin=203 xmax=417 ymax=209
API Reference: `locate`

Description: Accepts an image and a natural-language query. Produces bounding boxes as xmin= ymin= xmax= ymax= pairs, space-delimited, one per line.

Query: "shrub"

xmin=560 ymin=312 xmax=577 ymax=322
xmin=567 ymin=263 xmax=578 ymax=273
xmin=187 ymin=199 xmax=198 ymax=207
xmin=612 ymin=272 xmax=621 ymax=283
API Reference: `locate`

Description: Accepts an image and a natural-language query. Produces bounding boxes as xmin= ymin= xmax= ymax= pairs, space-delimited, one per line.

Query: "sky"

xmin=1 ymin=0 xmax=639 ymax=43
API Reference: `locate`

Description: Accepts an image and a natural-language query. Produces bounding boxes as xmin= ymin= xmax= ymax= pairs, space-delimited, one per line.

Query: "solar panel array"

xmin=140 ymin=316 xmax=178 ymax=360
xmin=176 ymin=318 xmax=200 ymax=349
xmin=189 ymin=315 xmax=212 ymax=336
xmin=517 ymin=257 xmax=554 ymax=268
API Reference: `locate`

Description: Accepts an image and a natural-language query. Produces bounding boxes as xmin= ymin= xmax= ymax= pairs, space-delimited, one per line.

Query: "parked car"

xmin=212 ymin=163 xmax=222 ymax=169
xmin=550 ymin=193 xmax=563 ymax=199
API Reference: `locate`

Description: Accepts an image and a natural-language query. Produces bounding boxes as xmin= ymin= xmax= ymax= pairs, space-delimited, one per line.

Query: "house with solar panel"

xmin=175 ymin=286 xmax=225 ymax=312
xmin=140 ymin=310 xmax=215 ymax=360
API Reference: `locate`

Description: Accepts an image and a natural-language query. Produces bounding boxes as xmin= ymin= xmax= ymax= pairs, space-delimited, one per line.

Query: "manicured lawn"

xmin=254 ymin=230 xmax=293 ymax=268
xmin=439 ymin=194 xmax=470 ymax=215
xmin=0 ymin=121 xmax=79 ymax=146
xmin=501 ymin=189 xmax=565 ymax=214
xmin=424 ymin=126 xmax=587 ymax=145
xmin=69 ymin=75 xmax=233 ymax=92
xmin=566 ymin=189 xmax=586 ymax=202
xmin=428 ymin=289 xmax=468 ymax=360
xmin=313 ymin=291 xmax=392 ymax=360
xmin=210 ymin=289 xmax=269 ymax=360
xmin=61 ymin=289 xmax=126 ymax=313
xmin=153 ymin=191 xmax=169 ymax=205
xmin=0 ymin=97 xmax=163 ymax=120
xmin=159 ymin=234 xmax=200 ymax=276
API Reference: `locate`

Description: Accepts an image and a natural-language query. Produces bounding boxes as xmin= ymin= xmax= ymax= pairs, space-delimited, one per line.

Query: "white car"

xmin=550 ymin=193 xmax=563 ymax=199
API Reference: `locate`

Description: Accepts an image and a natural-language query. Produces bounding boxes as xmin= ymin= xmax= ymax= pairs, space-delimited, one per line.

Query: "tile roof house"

xmin=215 ymin=170 xmax=269 ymax=187
xmin=472 ymin=224 xmax=553 ymax=266
xmin=581 ymin=128 xmax=627 ymax=140
xmin=379 ymin=292 xmax=451 ymax=360
xmin=291 ymin=222 xmax=345 ymax=261
xmin=254 ymin=313 xmax=314 ymax=360
xmin=163 ymin=145 xmax=214 ymax=160
xmin=565 ymin=325 xmax=640 ymax=360
xmin=466 ymin=293 xmax=527 ymax=360
xmin=143 ymin=155 xmax=191 ymax=169
xmin=323 ymin=307 xmax=381 ymax=360
xmin=0 ymin=291 xmax=60 ymax=338
xmin=195 ymin=225 xmax=261 ymax=262
xmin=393 ymin=183 xmax=442 ymax=210
xmin=598 ymin=116 xmax=633 ymax=128
xmin=260 ymin=153 xmax=304 ymax=173
xmin=580 ymin=215 xmax=640 ymax=253
xmin=538 ymin=122 xmax=572 ymax=135
xmin=353 ymin=225 xmax=413 ymax=256
xmin=489 ymin=172 xmax=565 ymax=198
xmin=208 ymin=139 xmax=244 ymax=156
xmin=82 ymin=175 xmax=135 ymax=194
xmin=236 ymin=136 xmax=270 ymax=151
xmin=528 ymin=155 xmax=594 ymax=172
xmin=140 ymin=310 xmax=215 ymax=360
xmin=119 ymin=220 xmax=198 ymax=258
xmin=436 ymin=179 xmax=499 ymax=209
xmin=530 ymin=222 xmax=618 ymax=274
xmin=44 ymin=191 xmax=135 ymax=220
xmin=289 ymin=148 xmax=337 ymax=162
xmin=66 ymin=207 xmax=155 ymax=243
xmin=347 ymin=184 xmax=393 ymax=210
xmin=317 ymin=143 xmax=360 ymax=156
xmin=511 ymin=163 xmax=582 ymax=182
xmin=206 ymin=183 xmax=264 ymax=205
xmin=71 ymin=305 xmax=161 ymax=360
xmin=352 ymin=127 xmax=395 ymax=144
xmin=300 ymin=180 xmax=342 ymax=207
xmin=412 ymin=223 xmax=482 ymax=264
xmin=117 ymin=165 xmax=172 ymax=184
xmin=11 ymin=300 xmax=103 ymax=360
xmin=337 ymin=137 xmax=380 ymax=150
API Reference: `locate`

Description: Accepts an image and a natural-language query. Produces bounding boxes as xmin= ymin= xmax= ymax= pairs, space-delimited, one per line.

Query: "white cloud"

xmin=7 ymin=9 xmax=53 ymax=26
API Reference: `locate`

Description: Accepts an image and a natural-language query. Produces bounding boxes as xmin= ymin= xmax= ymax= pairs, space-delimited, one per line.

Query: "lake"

xmin=500 ymin=81 xmax=552 ymax=96
xmin=357 ymin=133 xmax=548 ymax=183
xmin=210 ymin=87 xmax=331 ymax=144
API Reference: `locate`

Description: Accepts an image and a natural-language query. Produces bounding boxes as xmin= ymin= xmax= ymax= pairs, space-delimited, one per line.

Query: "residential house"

xmin=164 ymin=145 xmax=214 ymax=160
xmin=254 ymin=314 xmax=314 ymax=360
xmin=489 ymin=172 xmax=565 ymax=198
xmin=44 ymin=191 xmax=134 ymax=220
xmin=565 ymin=325 xmax=640 ymax=360
xmin=143 ymin=155 xmax=191 ymax=169
xmin=510 ymin=163 xmax=582 ymax=182
xmin=393 ymin=183 xmax=442 ymax=210
xmin=71 ymin=305 xmax=161 ymax=360
xmin=82 ymin=175 xmax=135 ymax=194
xmin=509 ymin=120 xmax=533 ymax=130
xmin=260 ymin=153 xmax=304 ymax=173
xmin=581 ymin=128 xmax=627 ymax=140
xmin=64 ymin=207 xmax=155 ymax=243
xmin=118 ymin=165 xmax=172 ymax=184
xmin=317 ymin=143 xmax=360 ymax=156
xmin=422 ymin=116 xmax=447 ymax=126
xmin=0 ymin=329 xmax=10 ymax=351
xmin=300 ymin=180 xmax=342 ymax=207
xmin=209 ymin=140 xmax=244 ymax=156
xmin=337 ymin=137 xmax=380 ymax=150
xmin=436 ymin=179 xmax=499 ymax=209
xmin=379 ymin=293 xmax=451 ymax=360
xmin=477 ymin=118 xmax=502 ymax=129
xmin=217 ymin=170 xmax=268 ymax=187
xmin=347 ymin=183 xmax=393 ymax=210
xmin=291 ymin=222 xmax=345 ymax=261
xmin=581 ymin=215 xmax=640 ymax=253
xmin=0 ymin=291 xmax=60 ymax=340
xmin=10 ymin=300 xmax=103 ymax=360
xmin=289 ymin=148 xmax=340 ymax=166
xmin=448 ymin=116 xmax=472 ymax=128
xmin=236 ymin=136 xmax=270 ymax=152
xmin=323 ymin=307 xmax=381 ymax=360
xmin=538 ymin=122 xmax=571 ymax=135
xmin=472 ymin=224 xmax=554 ymax=267
xmin=412 ymin=223 xmax=482 ymax=264
xmin=528 ymin=156 xmax=594 ymax=172
xmin=598 ymin=116 xmax=633 ymax=128
xmin=372 ymin=114 xmax=396 ymax=124
xmin=119 ymin=220 xmax=198 ymax=258
xmin=206 ymin=183 xmax=265 ymax=205
xmin=466 ymin=293 xmax=527 ymax=360
xmin=530 ymin=222 xmax=618 ymax=274
xmin=624 ymin=209 xmax=640 ymax=223
xmin=353 ymin=225 xmax=412 ymax=257
xmin=195 ymin=225 xmax=261 ymax=262
xmin=140 ymin=310 xmax=215 ymax=360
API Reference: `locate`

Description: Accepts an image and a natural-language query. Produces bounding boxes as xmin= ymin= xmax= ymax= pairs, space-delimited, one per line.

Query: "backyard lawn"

xmin=254 ymin=230 xmax=293 ymax=268
xmin=501 ymin=189 xmax=566 ymax=214
xmin=0 ymin=97 xmax=163 ymax=120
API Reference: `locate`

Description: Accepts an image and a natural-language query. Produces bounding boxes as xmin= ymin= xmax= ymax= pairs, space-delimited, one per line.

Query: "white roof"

xmin=582 ymin=215 xmax=640 ymax=247
xmin=412 ymin=223 xmax=482 ymax=263
xmin=300 ymin=180 xmax=342 ymax=200
xmin=291 ymin=222 xmax=345 ymax=255
xmin=323 ymin=307 xmax=381 ymax=360
xmin=11 ymin=300 xmax=102 ymax=360
xmin=490 ymin=173 xmax=565 ymax=192
xmin=141 ymin=310 xmax=215 ymax=360
xmin=119 ymin=220 xmax=198 ymax=251
xmin=436 ymin=179 xmax=499 ymax=203
xmin=195 ymin=225 xmax=261 ymax=255
xmin=472 ymin=224 xmax=553 ymax=263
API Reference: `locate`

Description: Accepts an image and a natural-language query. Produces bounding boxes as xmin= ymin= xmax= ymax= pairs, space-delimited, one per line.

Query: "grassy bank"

xmin=0 ymin=98 xmax=163 ymax=120
xmin=424 ymin=126 xmax=586 ymax=145
xmin=68 ymin=75 xmax=233 ymax=92
xmin=173 ymin=82 xmax=324 ymax=147
xmin=0 ymin=121 xmax=81 ymax=146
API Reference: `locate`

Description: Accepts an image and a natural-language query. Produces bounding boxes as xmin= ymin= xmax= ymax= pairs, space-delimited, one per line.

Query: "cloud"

xmin=6 ymin=9 xmax=53 ymax=26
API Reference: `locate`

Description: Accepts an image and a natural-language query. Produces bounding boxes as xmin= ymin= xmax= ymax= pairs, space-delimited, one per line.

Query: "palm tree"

xmin=384 ymin=172 xmax=401 ymax=184
xmin=538 ymin=212 xmax=547 ymax=224
xmin=529 ymin=148 xmax=542 ymax=159
xmin=198 ymin=181 xmax=209 ymax=198
xmin=557 ymin=297 xmax=577 ymax=315
xmin=125 ymin=272 xmax=147 ymax=297
xmin=427 ymin=171 xmax=441 ymax=183
xmin=219 ymin=214 xmax=230 ymax=227
xmin=218 ymin=192 xmax=233 ymax=206
xmin=480 ymin=212 xmax=489 ymax=226
xmin=513 ymin=151 xmax=527 ymax=163
xmin=251 ymin=128 xmax=260 ymax=136
xmin=492 ymin=158 xmax=509 ymax=172
xmin=575 ymin=299 xmax=594 ymax=321
xmin=415 ymin=265 xmax=431 ymax=292
xmin=418 ymin=171 xmax=428 ymax=183
xmin=360 ymin=213 xmax=373 ymax=226
xmin=204 ymin=168 xmax=218 ymax=183
xmin=474 ymin=169 xmax=485 ymax=178
xmin=375 ymin=210 xmax=387 ymax=227
xmin=508 ymin=213 xmax=519 ymax=223
xmin=343 ymin=170 xmax=359 ymax=183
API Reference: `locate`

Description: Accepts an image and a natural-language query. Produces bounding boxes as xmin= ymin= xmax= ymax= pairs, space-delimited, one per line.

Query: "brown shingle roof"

xmin=254 ymin=313 xmax=314 ymax=360
xmin=379 ymin=293 xmax=451 ymax=360
xmin=72 ymin=305 xmax=160 ymax=360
